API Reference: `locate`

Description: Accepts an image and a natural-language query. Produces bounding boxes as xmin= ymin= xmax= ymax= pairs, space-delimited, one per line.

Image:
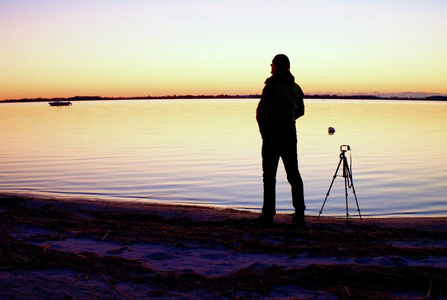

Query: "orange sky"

xmin=1 ymin=0 xmax=446 ymax=100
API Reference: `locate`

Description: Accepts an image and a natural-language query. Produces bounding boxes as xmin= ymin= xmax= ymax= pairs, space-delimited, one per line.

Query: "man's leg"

xmin=261 ymin=139 xmax=280 ymax=217
xmin=282 ymin=139 xmax=305 ymax=222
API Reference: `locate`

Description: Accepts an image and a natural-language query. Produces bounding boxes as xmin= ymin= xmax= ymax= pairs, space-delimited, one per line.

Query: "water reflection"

xmin=0 ymin=99 xmax=446 ymax=217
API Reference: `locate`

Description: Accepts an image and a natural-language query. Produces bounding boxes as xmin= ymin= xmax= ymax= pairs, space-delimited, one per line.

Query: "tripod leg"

xmin=345 ymin=165 xmax=362 ymax=220
xmin=343 ymin=158 xmax=349 ymax=221
xmin=318 ymin=158 xmax=343 ymax=220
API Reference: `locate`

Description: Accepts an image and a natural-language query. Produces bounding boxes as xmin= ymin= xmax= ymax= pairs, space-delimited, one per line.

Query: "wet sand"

xmin=1 ymin=194 xmax=446 ymax=299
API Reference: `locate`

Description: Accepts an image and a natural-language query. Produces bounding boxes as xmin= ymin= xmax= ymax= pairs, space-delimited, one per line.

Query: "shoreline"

xmin=2 ymin=95 xmax=447 ymax=103
xmin=1 ymin=194 xmax=446 ymax=299
xmin=3 ymin=191 xmax=445 ymax=220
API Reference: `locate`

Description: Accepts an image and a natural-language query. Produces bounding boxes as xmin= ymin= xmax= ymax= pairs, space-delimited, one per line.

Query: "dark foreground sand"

xmin=1 ymin=194 xmax=446 ymax=299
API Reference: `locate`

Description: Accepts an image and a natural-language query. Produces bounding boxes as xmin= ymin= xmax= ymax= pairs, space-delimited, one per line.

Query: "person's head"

xmin=271 ymin=54 xmax=290 ymax=74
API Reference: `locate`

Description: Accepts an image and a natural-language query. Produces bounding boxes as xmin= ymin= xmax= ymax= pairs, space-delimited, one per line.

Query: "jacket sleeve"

xmin=291 ymin=83 xmax=305 ymax=119
xmin=256 ymin=78 xmax=276 ymax=137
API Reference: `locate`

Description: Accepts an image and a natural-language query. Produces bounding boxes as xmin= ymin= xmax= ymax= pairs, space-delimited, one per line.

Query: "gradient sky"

xmin=1 ymin=0 xmax=446 ymax=99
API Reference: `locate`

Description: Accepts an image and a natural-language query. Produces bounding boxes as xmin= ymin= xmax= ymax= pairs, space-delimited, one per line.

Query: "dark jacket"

xmin=256 ymin=71 xmax=304 ymax=138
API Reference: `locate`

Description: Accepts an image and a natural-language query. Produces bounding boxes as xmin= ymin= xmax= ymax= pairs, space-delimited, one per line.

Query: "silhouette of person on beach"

xmin=256 ymin=54 xmax=305 ymax=225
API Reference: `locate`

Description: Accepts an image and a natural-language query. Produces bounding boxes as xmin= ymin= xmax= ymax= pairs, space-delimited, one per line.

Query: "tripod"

xmin=318 ymin=145 xmax=362 ymax=221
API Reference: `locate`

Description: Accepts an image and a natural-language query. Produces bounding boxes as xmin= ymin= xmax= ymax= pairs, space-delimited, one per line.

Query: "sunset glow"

xmin=1 ymin=0 xmax=446 ymax=100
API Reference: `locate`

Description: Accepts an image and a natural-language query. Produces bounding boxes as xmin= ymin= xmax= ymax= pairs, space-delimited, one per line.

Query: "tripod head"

xmin=340 ymin=145 xmax=351 ymax=158
xmin=340 ymin=145 xmax=350 ymax=153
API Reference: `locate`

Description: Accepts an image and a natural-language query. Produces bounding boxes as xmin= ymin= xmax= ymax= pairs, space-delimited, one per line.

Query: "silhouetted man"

xmin=256 ymin=54 xmax=305 ymax=225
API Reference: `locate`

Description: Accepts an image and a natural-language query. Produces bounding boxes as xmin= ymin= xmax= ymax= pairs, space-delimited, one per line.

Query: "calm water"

xmin=1 ymin=99 xmax=446 ymax=217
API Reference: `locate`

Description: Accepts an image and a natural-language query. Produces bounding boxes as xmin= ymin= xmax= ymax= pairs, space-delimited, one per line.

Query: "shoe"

xmin=254 ymin=213 xmax=274 ymax=225
xmin=292 ymin=212 xmax=305 ymax=225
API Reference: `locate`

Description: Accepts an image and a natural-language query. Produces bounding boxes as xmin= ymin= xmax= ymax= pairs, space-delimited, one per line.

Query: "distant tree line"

xmin=1 ymin=94 xmax=446 ymax=103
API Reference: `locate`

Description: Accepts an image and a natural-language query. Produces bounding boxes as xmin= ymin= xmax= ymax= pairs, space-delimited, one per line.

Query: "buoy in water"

xmin=328 ymin=127 xmax=335 ymax=135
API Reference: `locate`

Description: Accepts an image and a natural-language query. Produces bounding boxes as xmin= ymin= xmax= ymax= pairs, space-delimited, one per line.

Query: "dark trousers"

xmin=261 ymin=124 xmax=305 ymax=217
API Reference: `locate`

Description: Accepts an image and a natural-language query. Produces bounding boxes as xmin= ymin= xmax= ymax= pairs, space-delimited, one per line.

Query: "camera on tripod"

xmin=340 ymin=145 xmax=351 ymax=153
xmin=319 ymin=144 xmax=362 ymax=221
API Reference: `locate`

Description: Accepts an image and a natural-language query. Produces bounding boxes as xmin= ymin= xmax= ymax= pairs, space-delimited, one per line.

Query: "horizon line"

xmin=2 ymin=93 xmax=447 ymax=103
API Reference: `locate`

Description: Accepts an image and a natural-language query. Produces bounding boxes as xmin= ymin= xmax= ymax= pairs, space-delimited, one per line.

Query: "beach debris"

xmin=101 ymin=272 xmax=131 ymax=300
xmin=101 ymin=230 xmax=110 ymax=242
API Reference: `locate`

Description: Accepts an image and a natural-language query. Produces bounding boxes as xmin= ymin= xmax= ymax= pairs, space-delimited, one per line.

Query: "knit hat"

xmin=272 ymin=54 xmax=290 ymax=70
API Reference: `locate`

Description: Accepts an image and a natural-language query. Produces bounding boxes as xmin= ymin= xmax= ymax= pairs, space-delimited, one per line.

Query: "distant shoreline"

xmin=1 ymin=94 xmax=447 ymax=103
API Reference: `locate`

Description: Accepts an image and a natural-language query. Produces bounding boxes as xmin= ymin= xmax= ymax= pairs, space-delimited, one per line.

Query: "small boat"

xmin=49 ymin=100 xmax=72 ymax=106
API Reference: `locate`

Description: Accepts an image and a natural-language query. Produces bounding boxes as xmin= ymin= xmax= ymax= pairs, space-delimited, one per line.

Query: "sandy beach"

xmin=0 ymin=193 xmax=446 ymax=299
